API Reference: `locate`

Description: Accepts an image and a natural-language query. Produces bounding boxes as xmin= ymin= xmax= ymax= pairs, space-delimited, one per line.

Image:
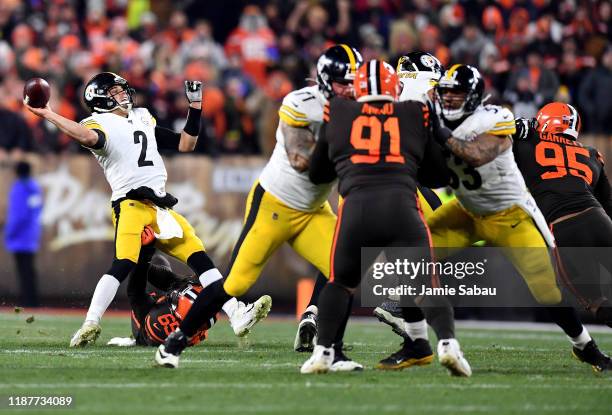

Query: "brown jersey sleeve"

xmin=309 ymin=119 xmax=337 ymax=184
xmin=592 ymin=150 xmax=612 ymax=219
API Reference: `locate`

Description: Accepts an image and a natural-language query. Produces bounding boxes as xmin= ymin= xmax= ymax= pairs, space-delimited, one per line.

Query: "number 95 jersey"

xmin=80 ymin=108 xmax=167 ymax=202
xmin=513 ymin=124 xmax=604 ymax=223
xmin=444 ymin=105 xmax=527 ymax=216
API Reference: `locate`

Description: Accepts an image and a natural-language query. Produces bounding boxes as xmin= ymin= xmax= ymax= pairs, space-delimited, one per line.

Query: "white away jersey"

xmin=445 ymin=105 xmax=529 ymax=215
xmin=258 ymin=85 xmax=334 ymax=211
xmin=398 ymin=72 xmax=436 ymax=103
xmin=80 ymin=107 xmax=167 ymax=202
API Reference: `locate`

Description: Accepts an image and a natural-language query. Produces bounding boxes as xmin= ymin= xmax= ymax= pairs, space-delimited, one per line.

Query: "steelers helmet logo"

xmin=84 ymin=84 xmax=96 ymax=101
xmin=420 ymin=55 xmax=436 ymax=68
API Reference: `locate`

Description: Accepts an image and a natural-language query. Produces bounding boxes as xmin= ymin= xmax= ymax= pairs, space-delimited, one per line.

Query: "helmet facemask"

xmin=436 ymin=87 xmax=470 ymax=121
xmin=107 ymin=84 xmax=134 ymax=114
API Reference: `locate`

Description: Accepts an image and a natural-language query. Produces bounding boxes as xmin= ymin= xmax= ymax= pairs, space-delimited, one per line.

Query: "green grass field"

xmin=1 ymin=312 xmax=612 ymax=415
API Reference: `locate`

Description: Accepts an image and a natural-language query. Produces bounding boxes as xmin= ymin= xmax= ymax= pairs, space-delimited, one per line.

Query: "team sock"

xmin=180 ymin=279 xmax=230 ymax=337
xmin=85 ymin=274 xmax=121 ymax=324
xmin=317 ymin=282 xmax=351 ymax=348
xmin=198 ymin=268 xmax=224 ymax=289
xmin=333 ymin=294 xmax=354 ymax=346
xmin=421 ymin=296 xmax=455 ymax=340
xmin=569 ymin=327 xmax=592 ymax=350
xmin=546 ymin=305 xmax=584 ymax=338
xmin=406 ymin=319 xmax=429 ymax=341
xmin=308 ymin=271 xmax=328 ymax=308
xmin=222 ymin=297 xmax=239 ymax=318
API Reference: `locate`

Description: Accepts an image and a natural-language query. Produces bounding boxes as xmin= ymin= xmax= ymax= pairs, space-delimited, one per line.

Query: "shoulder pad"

xmin=79 ymin=115 xmax=107 ymax=134
xmin=477 ymin=105 xmax=515 ymax=136
xmin=279 ymin=87 xmax=322 ymax=128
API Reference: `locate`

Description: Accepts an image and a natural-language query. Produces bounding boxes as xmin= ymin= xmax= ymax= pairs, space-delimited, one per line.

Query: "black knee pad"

xmin=107 ymin=259 xmax=136 ymax=283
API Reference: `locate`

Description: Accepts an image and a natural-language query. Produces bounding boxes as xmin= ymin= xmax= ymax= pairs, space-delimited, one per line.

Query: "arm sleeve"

xmin=79 ymin=118 xmax=108 ymax=151
xmin=417 ymin=138 xmax=451 ymax=188
xmin=155 ymin=126 xmax=181 ymax=151
xmin=308 ymin=124 xmax=337 ymax=184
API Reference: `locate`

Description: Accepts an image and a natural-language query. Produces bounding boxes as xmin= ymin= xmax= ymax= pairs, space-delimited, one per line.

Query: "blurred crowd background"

xmin=0 ymin=0 xmax=610 ymax=161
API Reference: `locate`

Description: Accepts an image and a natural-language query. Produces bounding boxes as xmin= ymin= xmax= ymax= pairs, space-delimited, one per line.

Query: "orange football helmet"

xmin=354 ymin=60 xmax=399 ymax=102
xmin=535 ymin=102 xmax=581 ymax=140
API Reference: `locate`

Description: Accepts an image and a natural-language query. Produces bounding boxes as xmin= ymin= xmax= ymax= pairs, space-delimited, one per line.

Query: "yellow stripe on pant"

xmin=223 ymin=182 xmax=337 ymax=297
xmin=111 ymin=199 xmax=205 ymax=263
xmin=426 ymin=199 xmax=561 ymax=305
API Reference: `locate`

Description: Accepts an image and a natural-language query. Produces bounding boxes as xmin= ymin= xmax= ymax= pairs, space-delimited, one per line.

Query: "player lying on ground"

xmin=107 ymin=230 xmax=271 ymax=347
xmin=513 ymin=103 xmax=612 ymax=338
xmin=301 ymin=59 xmax=449 ymax=374
xmin=24 ymin=73 xmax=241 ymax=348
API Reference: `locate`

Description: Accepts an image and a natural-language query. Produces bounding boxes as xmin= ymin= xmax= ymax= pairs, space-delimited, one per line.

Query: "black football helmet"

xmin=316 ymin=44 xmax=363 ymax=99
xmin=396 ymin=52 xmax=443 ymax=77
xmin=435 ymin=64 xmax=484 ymax=122
xmin=83 ymin=72 xmax=135 ymax=113
xmin=396 ymin=52 xmax=444 ymax=101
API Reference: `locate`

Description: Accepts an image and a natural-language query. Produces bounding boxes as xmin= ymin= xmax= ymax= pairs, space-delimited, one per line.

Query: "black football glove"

xmin=429 ymin=108 xmax=452 ymax=146
xmin=184 ymin=80 xmax=203 ymax=104
xmin=513 ymin=118 xmax=536 ymax=141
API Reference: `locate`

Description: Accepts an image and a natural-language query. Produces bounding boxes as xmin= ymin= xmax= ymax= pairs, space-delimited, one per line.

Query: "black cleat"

xmin=294 ymin=305 xmax=318 ymax=352
xmin=373 ymin=301 xmax=409 ymax=338
xmin=573 ymin=340 xmax=612 ymax=372
xmin=377 ymin=338 xmax=434 ymax=370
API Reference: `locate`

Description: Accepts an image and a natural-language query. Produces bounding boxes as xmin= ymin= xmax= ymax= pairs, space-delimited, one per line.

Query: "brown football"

xmin=23 ymin=78 xmax=51 ymax=108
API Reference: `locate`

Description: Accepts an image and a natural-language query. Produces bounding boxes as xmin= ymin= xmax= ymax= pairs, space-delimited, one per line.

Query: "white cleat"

xmin=300 ymin=345 xmax=334 ymax=374
xmin=437 ymin=338 xmax=472 ymax=377
xmin=230 ymin=295 xmax=272 ymax=337
xmin=155 ymin=345 xmax=179 ymax=369
xmin=294 ymin=305 xmax=318 ymax=352
xmin=69 ymin=321 xmax=101 ymax=347
xmin=330 ymin=359 xmax=364 ymax=372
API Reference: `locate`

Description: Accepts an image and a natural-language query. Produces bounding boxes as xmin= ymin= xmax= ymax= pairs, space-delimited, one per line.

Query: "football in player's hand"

xmin=23 ymin=78 xmax=50 ymax=108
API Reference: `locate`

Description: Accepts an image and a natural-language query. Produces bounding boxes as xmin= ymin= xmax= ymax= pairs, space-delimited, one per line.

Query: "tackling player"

xmin=24 ymin=72 xmax=267 ymax=348
xmin=512 ymin=103 xmax=612 ymax=371
xmin=300 ymin=60 xmax=448 ymax=373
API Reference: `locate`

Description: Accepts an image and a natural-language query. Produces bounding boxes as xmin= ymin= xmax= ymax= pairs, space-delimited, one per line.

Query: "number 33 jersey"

xmin=513 ymin=125 xmax=606 ymax=223
xmin=444 ymin=105 xmax=527 ymax=216
xmin=80 ymin=108 xmax=167 ymax=202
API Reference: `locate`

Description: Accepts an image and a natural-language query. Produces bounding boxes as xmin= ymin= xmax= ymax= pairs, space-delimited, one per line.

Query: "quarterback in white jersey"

xmin=81 ymin=107 xmax=166 ymax=202
xmin=25 ymin=73 xmax=268 ymax=349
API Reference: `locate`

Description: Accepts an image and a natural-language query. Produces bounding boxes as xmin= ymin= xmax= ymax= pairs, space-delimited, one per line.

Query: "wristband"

xmin=183 ymin=106 xmax=202 ymax=136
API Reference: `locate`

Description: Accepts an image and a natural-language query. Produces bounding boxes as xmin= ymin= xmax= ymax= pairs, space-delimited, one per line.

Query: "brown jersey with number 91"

xmin=316 ymin=98 xmax=446 ymax=198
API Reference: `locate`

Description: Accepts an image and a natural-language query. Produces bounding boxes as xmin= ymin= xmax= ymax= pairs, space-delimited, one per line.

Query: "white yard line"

xmin=0 ymin=381 xmax=609 ymax=390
